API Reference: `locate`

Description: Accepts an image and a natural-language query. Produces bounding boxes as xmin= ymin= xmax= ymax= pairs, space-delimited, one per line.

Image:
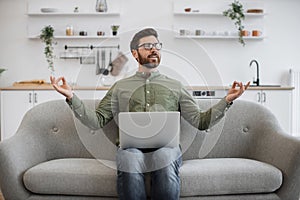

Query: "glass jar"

xmin=66 ymin=25 xmax=74 ymax=36
xmin=95 ymin=0 xmax=107 ymax=12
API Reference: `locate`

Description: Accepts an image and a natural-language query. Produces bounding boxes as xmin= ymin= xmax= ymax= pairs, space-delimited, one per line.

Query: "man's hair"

xmin=130 ymin=28 xmax=158 ymax=51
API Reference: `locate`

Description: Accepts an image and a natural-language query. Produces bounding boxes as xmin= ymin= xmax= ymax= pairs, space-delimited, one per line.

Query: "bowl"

xmin=40 ymin=8 xmax=59 ymax=13
xmin=184 ymin=8 xmax=191 ymax=12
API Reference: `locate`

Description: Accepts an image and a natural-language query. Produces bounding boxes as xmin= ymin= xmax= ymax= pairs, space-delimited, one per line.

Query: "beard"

xmin=137 ymin=51 xmax=161 ymax=68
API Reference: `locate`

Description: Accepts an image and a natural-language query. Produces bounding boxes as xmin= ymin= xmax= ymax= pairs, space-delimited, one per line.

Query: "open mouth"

xmin=148 ymin=54 xmax=159 ymax=61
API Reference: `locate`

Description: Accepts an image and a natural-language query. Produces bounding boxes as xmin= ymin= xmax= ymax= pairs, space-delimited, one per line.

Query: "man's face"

xmin=133 ymin=35 xmax=161 ymax=68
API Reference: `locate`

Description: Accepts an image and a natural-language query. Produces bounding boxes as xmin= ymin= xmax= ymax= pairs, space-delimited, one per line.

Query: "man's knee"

xmin=151 ymin=147 xmax=182 ymax=170
xmin=116 ymin=148 xmax=145 ymax=173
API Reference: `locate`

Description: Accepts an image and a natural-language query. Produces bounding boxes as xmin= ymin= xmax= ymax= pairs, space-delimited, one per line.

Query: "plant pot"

xmin=112 ymin=31 xmax=118 ymax=36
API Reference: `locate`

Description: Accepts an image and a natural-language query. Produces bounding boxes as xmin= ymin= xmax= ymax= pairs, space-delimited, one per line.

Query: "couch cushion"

xmin=180 ymin=158 xmax=282 ymax=196
xmin=23 ymin=158 xmax=282 ymax=197
xmin=23 ymin=158 xmax=118 ymax=197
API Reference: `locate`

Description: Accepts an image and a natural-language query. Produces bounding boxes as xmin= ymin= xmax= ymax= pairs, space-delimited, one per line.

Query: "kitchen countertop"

xmin=0 ymin=84 xmax=294 ymax=91
xmin=0 ymin=83 xmax=110 ymax=90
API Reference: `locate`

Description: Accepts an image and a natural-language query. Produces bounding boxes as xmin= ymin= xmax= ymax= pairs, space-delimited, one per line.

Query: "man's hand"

xmin=226 ymin=81 xmax=250 ymax=103
xmin=50 ymin=76 xmax=73 ymax=100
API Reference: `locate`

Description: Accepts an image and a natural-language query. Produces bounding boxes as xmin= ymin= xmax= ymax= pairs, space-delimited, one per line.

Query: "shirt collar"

xmin=135 ymin=70 xmax=161 ymax=80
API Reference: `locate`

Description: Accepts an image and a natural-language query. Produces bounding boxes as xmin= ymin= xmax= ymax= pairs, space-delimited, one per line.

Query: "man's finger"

xmin=62 ymin=77 xmax=67 ymax=85
xmin=245 ymin=81 xmax=251 ymax=89
xmin=55 ymin=77 xmax=63 ymax=85
xmin=50 ymin=76 xmax=55 ymax=84
xmin=231 ymin=81 xmax=239 ymax=89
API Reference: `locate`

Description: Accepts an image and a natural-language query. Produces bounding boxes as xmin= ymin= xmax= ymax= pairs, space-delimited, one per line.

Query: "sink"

xmin=249 ymin=85 xmax=281 ymax=87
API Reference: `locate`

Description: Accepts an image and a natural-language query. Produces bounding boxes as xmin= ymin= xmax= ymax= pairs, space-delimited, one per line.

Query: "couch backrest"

xmin=17 ymin=100 xmax=95 ymax=160
xmin=18 ymin=99 xmax=280 ymax=161
xmin=182 ymin=99 xmax=280 ymax=160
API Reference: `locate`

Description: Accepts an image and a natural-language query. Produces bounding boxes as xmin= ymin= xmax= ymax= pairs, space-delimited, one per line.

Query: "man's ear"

xmin=131 ymin=49 xmax=139 ymax=61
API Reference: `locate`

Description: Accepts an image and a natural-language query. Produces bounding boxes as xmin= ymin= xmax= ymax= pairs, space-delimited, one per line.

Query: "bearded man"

xmin=50 ymin=28 xmax=249 ymax=200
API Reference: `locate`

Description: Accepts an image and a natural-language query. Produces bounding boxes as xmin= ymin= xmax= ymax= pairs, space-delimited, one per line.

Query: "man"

xmin=50 ymin=28 xmax=250 ymax=200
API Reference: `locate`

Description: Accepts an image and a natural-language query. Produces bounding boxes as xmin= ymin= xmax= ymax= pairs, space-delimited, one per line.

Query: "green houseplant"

xmin=0 ymin=68 xmax=6 ymax=74
xmin=223 ymin=0 xmax=245 ymax=46
xmin=111 ymin=25 xmax=120 ymax=36
xmin=0 ymin=68 xmax=7 ymax=78
xmin=40 ymin=25 xmax=55 ymax=72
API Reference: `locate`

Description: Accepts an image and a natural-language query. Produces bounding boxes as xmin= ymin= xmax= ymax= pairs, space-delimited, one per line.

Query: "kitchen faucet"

xmin=249 ymin=59 xmax=260 ymax=86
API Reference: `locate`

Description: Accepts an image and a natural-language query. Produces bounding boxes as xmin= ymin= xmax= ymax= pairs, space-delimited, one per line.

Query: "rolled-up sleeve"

xmin=179 ymin=86 xmax=232 ymax=130
xmin=66 ymin=94 xmax=103 ymax=130
xmin=66 ymin=86 xmax=116 ymax=129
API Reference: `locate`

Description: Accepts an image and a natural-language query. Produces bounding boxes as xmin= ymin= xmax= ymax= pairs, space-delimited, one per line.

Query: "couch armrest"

xmin=0 ymin=131 xmax=49 ymax=200
xmin=250 ymin=127 xmax=300 ymax=200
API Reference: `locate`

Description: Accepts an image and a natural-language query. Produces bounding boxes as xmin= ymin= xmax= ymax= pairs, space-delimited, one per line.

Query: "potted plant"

xmin=111 ymin=25 xmax=120 ymax=36
xmin=40 ymin=25 xmax=55 ymax=72
xmin=223 ymin=0 xmax=245 ymax=46
xmin=0 ymin=68 xmax=6 ymax=76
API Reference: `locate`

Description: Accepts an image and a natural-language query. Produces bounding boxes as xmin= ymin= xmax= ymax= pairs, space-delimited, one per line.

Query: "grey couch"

xmin=0 ymin=99 xmax=299 ymax=200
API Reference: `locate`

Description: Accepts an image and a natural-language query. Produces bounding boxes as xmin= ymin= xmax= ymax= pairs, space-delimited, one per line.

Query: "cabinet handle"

xmin=257 ymin=92 xmax=261 ymax=102
xmin=29 ymin=93 xmax=32 ymax=103
xmin=34 ymin=93 xmax=38 ymax=103
xmin=262 ymin=92 xmax=266 ymax=103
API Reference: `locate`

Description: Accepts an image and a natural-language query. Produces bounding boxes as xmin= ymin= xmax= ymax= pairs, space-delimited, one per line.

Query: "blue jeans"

xmin=116 ymin=146 xmax=182 ymax=200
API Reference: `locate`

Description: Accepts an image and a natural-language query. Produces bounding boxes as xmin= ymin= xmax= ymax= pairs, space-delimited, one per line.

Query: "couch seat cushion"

xmin=23 ymin=158 xmax=282 ymax=197
xmin=23 ymin=158 xmax=118 ymax=197
xmin=180 ymin=158 xmax=282 ymax=196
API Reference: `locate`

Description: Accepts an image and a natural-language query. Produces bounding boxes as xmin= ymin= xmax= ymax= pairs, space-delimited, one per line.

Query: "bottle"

xmin=95 ymin=0 xmax=107 ymax=12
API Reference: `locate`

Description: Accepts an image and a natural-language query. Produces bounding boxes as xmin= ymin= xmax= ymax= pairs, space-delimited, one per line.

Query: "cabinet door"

xmin=262 ymin=90 xmax=292 ymax=133
xmin=1 ymin=91 xmax=34 ymax=140
xmin=33 ymin=90 xmax=65 ymax=106
xmin=238 ymin=90 xmax=292 ymax=133
xmin=0 ymin=90 xmax=65 ymax=141
xmin=238 ymin=90 xmax=261 ymax=103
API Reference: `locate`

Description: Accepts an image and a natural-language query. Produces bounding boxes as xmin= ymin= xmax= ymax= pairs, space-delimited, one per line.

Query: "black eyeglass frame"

xmin=136 ymin=43 xmax=162 ymax=50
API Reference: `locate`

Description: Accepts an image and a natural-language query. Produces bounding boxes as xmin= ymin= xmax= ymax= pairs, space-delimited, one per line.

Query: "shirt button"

xmin=146 ymin=79 xmax=150 ymax=83
xmin=146 ymin=90 xmax=150 ymax=94
xmin=146 ymin=103 xmax=150 ymax=107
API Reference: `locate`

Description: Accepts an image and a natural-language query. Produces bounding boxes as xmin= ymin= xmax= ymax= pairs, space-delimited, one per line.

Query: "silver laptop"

xmin=118 ymin=112 xmax=180 ymax=149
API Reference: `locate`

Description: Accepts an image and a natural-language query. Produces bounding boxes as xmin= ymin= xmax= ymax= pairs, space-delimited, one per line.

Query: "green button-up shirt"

xmin=68 ymin=71 xmax=231 ymax=131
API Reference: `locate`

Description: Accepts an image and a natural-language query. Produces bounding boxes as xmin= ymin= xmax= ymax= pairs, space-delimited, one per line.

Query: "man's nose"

xmin=150 ymin=47 xmax=159 ymax=53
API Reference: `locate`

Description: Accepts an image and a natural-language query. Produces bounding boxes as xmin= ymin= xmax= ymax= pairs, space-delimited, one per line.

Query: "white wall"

xmin=0 ymin=0 xmax=300 ymax=87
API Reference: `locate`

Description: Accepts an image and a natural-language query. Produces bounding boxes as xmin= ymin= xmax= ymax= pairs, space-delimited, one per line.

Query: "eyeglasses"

xmin=137 ymin=43 xmax=162 ymax=50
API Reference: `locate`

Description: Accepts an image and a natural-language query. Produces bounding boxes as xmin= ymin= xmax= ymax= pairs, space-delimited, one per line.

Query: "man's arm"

xmin=50 ymin=76 xmax=114 ymax=129
xmin=180 ymin=81 xmax=250 ymax=130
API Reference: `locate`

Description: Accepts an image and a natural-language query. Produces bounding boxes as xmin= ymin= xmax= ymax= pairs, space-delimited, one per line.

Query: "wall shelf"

xmin=175 ymin=35 xmax=265 ymax=40
xmin=27 ymin=12 xmax=120 ymax=16
xmin=27 ymin=0 xmax=121 ymax=40
xmin=172 ymin=0 xmax=266 ymax=42
xmin=28 ymin=35 xmax=120 ymax=39
xmin=174 ymin=12 xmax=266 ymax=17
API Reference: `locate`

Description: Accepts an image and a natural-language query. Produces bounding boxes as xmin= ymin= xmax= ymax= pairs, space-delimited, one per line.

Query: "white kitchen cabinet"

xmin=0 ymin=90 xmax=65 ymax=140
xmin=0 ymin=90 xmax=108 ymax=140
xmin=239 ymin=89 xmax=292 ymax=133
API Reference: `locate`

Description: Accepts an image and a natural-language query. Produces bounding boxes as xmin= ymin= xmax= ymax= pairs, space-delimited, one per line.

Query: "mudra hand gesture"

xmin=50 ymin=76 xmax=73 ymax=100
xmin=226 ymin=81 xmax=251 ymax=103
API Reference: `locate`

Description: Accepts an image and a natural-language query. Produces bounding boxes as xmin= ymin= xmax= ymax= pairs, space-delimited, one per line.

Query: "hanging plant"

xmin=223 ymin=0 xmax=245 ymax=46
xmin=0 ymin=68 xmax=6 ymax=75
xmin=40 ymin=25 xmax=55 ymax=72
